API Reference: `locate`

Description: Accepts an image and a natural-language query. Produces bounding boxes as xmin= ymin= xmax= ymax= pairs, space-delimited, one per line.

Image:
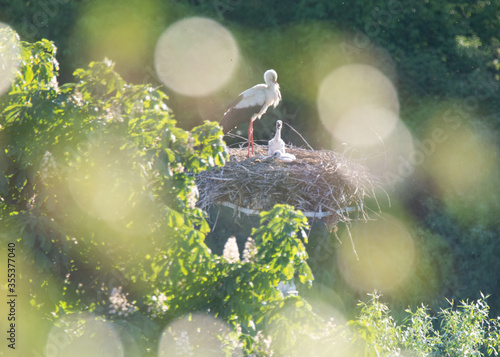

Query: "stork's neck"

xmin=268 ymin=81 xmax=278 ymax=89
xmin=274 ymin=126 xmax=282 ymax=139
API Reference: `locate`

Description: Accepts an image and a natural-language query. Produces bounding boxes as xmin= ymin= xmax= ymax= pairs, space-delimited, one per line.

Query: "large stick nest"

xmin=196 ymin=144 xmax=379 ymax=227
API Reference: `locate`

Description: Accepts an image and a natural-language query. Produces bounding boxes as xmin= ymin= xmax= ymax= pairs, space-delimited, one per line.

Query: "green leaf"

xmin=166 ymin=208 xmax=185 ymax=228
xmin=0 ymin=173 xmax=8 ymax=196
xmin=178 ymin=258 xmax=188 ymax=276
xmin=282 ymin=264 xmax=294 ymax=280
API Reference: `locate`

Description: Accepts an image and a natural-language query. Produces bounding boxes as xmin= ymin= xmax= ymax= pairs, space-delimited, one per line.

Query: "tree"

xmin=0 ymin=28 xmax=318 ymax=356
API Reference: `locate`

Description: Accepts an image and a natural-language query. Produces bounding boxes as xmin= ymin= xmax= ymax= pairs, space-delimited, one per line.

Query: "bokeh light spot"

xmin=335 ymin=105 xmax=399 ymax=146
xmin=158 ymin=313 xmax=242 ymax=357
xmin=66 ymin=139 xmax=149 ymax=234
xmin=46 ymin=313 xmax=123 ymax=357
xmin=0 ymin=23 xmax=21 ymax=96
xmin=73 ymin=0 xmax=160 ymax=71
xmin=375 ymin=120 xmax=416 ymax=186
xmin=155 ymin=17 xmax=239 ymax=97
xmin=425 ymin=124 xmax=498 ymax=197
xmin=68 ymin=161 xmax=136 ymax=223
xmin=317 ymin=64 xmax=399 ymax=147
xmin=337 ymin=215 xmax=415 ymax=293
xmin=337 ymin=119 xmax=415 ymax=189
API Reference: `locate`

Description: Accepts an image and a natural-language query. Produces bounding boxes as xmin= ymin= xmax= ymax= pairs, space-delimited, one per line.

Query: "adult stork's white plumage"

xmin=220 ymin=69 xmax=282 ymax=157
xmin=268 ymin=120 xmax=285 ymax=156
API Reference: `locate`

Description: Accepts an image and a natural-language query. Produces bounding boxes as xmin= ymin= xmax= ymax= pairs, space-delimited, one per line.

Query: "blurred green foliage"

xmin=344 ymin=292 xmax=500 ymax=356
xmin=1 ymin=1 xmax=500 ymax=355
xmin=0 ymin=29 xmax=321 ymax=355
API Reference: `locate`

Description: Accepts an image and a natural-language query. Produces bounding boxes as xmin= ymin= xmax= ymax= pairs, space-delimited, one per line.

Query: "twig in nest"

xmin=283 ymin=121 xmax=314 ymax=151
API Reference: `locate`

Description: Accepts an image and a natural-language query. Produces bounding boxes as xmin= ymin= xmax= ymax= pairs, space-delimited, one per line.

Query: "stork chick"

xmin=272 ymin=150 xmax=296 ymax=162
xmin=268 ymin=120 xmax=286 ymax=156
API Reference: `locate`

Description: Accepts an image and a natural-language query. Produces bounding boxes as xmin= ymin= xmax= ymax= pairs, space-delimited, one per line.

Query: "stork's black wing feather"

xmin=220 ymin=106 xmax=261 ymax=134
xmin=219 ymin=94 xmax=243 ymax=130
xmin=220 ymin=84 xmax=267 ymax=134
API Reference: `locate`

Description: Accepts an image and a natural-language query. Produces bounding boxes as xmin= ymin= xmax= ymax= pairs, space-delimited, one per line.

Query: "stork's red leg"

xmin=247 ymin=120 xmax=254 ymax=158
xmin=251 ymin=122 xmax=254 ymax=155
xmin=250 ymin=125 xmax=254 ymax=155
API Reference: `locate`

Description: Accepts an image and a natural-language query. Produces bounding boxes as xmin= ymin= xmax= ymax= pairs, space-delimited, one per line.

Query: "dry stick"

xmin=212 ymin=205 xmax=221 ymax=232
xmin=344 ymin=222 xmax=359 ymax=261
xmin=283 ymin=122 xmax=314 ymax=151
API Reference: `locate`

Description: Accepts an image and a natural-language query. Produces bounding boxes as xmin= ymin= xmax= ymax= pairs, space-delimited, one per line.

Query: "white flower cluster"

xmin=40 ymin=151 xmax=57 ymax=184
xmin=242 ymin=237 xmax=257 ymax=263
xmin=175 ymin=331 xmax=194 ymax=356
xmin=248 ymin=331 xmax=273 ymax=357
xmin=148 ymin=292 xmax=168 ymax=317
xmin=186 ymin=185 xmax=198 ymax=210
xmin=223 ymin=236 xmax=240 ymax=263
xmin=220 ymin=323 xmax=244 ymax=353
xmin=108 ymin=286 xmax=137 ymax=317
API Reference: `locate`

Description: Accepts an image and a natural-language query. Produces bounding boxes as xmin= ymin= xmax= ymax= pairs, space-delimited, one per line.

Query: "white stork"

xmin=220 ymin=69 xmax=282 ymax=157
xmin=268 ymin=120 xmax=286 ymax=156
